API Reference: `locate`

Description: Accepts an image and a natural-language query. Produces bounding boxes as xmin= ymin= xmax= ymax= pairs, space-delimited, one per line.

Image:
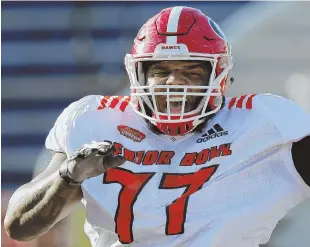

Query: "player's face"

xmin=146 ymin=61 xmax=211 ymax=114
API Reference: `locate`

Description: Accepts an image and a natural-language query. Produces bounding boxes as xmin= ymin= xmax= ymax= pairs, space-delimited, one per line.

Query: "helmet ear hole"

xmin=230 ymin=76 xmax=235 ymax=84
xmin=225 ymin=73 xmax=234 ymax=89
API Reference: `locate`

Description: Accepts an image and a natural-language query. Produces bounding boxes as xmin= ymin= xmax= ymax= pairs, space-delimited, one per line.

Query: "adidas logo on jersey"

xmin=196 ymin=124 xmax=228 ymax=143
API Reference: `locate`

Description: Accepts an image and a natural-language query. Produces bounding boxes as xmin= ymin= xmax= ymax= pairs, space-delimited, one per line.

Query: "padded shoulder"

xmin=45 ymin=95 xmax=108 ymax=153
xmin=225 ymin=93 xmax=310 ymax=142
xmin=254 ymin=93 xmax=310 ymax=142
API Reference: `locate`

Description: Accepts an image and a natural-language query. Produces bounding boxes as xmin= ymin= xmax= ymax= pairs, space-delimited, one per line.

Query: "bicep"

xmin=30 ymin=151 xmax=67 ymax=183
xmin=292 ymin=135 xmax=310 ymax=186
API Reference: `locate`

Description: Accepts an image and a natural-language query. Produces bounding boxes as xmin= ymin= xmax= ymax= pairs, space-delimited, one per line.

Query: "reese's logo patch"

xmin=117 ymin=125 xmax=146 ymax=142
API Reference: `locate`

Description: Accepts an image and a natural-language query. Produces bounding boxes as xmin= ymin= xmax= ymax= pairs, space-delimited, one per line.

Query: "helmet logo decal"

xmin=154 ymin=43 xmax=189 ymax=55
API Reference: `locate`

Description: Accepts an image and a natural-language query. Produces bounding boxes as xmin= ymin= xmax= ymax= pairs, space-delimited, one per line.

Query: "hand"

xmin=61 ymin=141 xmax=125 ymax=183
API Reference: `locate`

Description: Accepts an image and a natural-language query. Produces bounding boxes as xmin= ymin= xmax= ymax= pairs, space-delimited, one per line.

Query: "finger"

xmin=102 ymin=155 xmax=126 ymax=170
xmin=80 ymin=142 xmax=115 ymax=158
xmin=97 ymin=145 xmax=116 ymax=156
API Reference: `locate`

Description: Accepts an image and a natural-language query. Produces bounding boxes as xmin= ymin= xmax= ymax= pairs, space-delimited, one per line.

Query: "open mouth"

xmin=165 ymin=97 xmax=188 ymax=114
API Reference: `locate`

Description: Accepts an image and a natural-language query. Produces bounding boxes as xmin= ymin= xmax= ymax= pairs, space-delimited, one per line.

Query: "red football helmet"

xmin=125 ymin=6 xmax=233 ymax=136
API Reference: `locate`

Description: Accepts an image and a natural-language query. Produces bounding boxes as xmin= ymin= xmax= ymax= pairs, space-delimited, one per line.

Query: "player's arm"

xmin=4 ymin=96 xmax=125 ymax=241
xmin=292 ymin=135 xmax=310 ymax=187
xmin=4 ymin=152 xmax=82 ymax=241
xmin=4 ymin=141 xmax=125 ymax=242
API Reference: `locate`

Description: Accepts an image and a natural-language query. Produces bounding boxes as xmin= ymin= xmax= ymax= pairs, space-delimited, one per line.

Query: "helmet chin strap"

xmin=152 ymin=112 xmax=203 ymax=136
xmin=150 ymin=96 xmax=207 ymax=136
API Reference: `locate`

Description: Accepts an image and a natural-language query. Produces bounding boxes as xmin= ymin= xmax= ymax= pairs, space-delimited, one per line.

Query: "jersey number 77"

xmin=103 ymin=165 xmax=218 ymax=244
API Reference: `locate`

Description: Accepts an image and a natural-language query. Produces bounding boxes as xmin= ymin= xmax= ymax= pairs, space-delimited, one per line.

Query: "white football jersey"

xmin=45 ymin=93 xmax=310 ymax=247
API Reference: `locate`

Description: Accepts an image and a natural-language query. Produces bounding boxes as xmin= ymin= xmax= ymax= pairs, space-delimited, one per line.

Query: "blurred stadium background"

xmin=1 ymin=1 xmax=310 ymax=247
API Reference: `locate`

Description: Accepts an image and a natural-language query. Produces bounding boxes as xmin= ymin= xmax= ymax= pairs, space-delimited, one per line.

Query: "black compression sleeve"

xmin=292 ymin=135 xmax=310 ymax=186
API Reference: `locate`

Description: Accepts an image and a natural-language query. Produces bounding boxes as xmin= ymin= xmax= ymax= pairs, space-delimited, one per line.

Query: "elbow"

xmin=4 ymin=215 xmax=36 ymax=242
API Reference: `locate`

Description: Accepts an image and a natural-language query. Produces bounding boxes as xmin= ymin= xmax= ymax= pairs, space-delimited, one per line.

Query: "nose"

xmin=166 ymin=70 xmax=188 ymax=86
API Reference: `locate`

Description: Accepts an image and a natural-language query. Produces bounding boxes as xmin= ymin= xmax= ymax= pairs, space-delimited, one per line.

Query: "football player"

xmin=4 ymin=6 xmax=310 ymax=247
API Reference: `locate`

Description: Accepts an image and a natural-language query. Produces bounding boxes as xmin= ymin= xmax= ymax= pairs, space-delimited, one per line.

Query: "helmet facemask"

xmin=125 ymin=54 xmax=232 ymax=136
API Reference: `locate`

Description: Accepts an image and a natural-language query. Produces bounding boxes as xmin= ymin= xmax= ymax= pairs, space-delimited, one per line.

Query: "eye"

xmin=186 ymin=72 xmax=202 ymax=78
xmin=153 ymin=71 xmax=170 ymax=77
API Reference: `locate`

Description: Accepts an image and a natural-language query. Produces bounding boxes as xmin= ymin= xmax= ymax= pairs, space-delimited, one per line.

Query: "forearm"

xmin=4 ymin=170 xmax=81 ymax=241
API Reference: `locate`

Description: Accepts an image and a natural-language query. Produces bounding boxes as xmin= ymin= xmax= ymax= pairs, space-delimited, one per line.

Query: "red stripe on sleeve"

xmin=228 ymin=97 xmax=237 ymax=110
xmin=245 ymin=94 xmax=257 ymax=110
xmin=119 ymin=98 xmax=130 ymax=112
xmin=97 ymin=96 xmax=110 ymax=110
xmin=236 ymin=95 xmax=247 ymax=109
xmin=109 ymin=97 xmax=120 ymax=108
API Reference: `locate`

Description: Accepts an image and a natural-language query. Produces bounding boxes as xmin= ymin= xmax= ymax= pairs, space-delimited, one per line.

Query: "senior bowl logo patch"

xmin=117 ymin=125 xmax=146 ymax=142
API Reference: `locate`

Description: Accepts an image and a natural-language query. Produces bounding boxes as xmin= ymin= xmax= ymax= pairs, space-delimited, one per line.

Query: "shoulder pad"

xmin=251 ymin=93 xmax=310 ymax=142
xmin=45 ymin=95 xmax=105 ymax=153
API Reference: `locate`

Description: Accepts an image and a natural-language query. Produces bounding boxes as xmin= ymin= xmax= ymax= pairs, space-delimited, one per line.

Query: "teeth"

xmin=169 ymin=97 xmax=187 ymax=102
